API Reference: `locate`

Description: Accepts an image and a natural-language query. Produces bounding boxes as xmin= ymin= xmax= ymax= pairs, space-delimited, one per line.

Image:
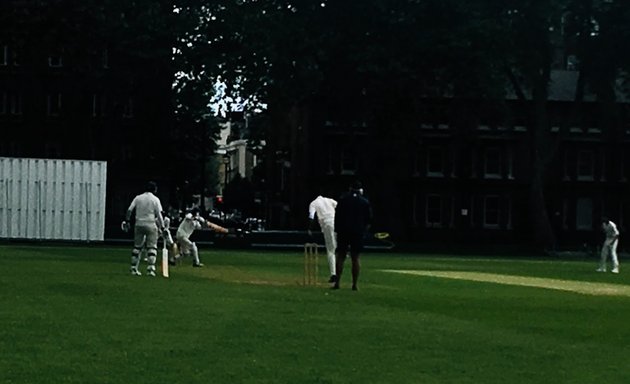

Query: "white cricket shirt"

xmin=176 ymin=214 xmax=203 ymax=238
xmin=126 ymin=192 xmax=164 ymax=228
xmin=308 ymin=196 xmax=337 ymax=224
xmin=603 ymin=221 xmax=619 ymax=239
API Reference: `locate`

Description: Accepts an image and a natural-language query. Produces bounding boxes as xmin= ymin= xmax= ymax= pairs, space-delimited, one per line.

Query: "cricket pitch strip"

xmin=382 ymin=270 xmax=630 ymax=297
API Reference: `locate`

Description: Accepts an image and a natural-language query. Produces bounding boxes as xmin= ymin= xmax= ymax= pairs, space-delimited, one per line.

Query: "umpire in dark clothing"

xmin=333 ymin=181 xmax=372 ymax=290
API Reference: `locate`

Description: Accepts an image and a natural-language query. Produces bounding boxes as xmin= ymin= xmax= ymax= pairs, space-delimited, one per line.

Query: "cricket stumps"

xmin=303 ymin=242 xmax=319 ymax=286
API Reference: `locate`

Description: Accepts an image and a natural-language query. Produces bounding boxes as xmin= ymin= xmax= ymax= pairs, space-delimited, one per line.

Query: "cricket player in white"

xmin=162 ymin=213 xmax=179 ymax=264
xmin=176 ymin=209 xmax=205 ymax=267
xmin=308 ymin=195 xmax=338 ymax=282
xmin=597 ymin=217 xmax=620 ymax=273
xmin=122 ymin=182 xmax=164 ymax=276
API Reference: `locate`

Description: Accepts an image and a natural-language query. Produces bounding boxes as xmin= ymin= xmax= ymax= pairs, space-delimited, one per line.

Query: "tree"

xmin=173 ymin=0 xmax=630 ymax=244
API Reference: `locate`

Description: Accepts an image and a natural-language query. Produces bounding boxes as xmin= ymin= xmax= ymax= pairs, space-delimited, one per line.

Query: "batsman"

xmin=175 ymin=208 xmax=228 ymax=267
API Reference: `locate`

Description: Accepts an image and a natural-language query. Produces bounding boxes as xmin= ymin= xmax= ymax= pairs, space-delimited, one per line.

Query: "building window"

xmin=426 ymin=194 xmax=442 ymax=228
xmin=561 ymin=199 xmax=569 ymax=230
xmin=426 ymin=146 xmax=444 ymax=177
xmin=484 ymin=148 xmax=501 ymax=179
xmin=122 ymin=97 xmax=134 ymax=118
xmin=45 ymin=142 xmax=62 ymax=158
xmin=47 ymin=93 xmax=62 ymax=116
xmin=340 ymin=147 xmax=356 ymax=175
xmin=326 ymin=146 xmax=335 ymax=175
xmin=102 ymin=49 xmax=109 ymax=69
xmin=9 ymin=92 xmax=22 ymax=115
xmin=0 ymin=91 xmax=6 ymax=114
xmin=576 ymin=198 xmax=593 ymax=230
xmin=483 ymin=195 xmax=500 ymax=228
xmin=11 ymin=47 xmax=19 ymax=66
xmin=577 ymin=150 xmax=594 ymax=181
xmin=1 ymin=45 xmax=7 ymax=66
xmin=563 ymin=150 xmax=571 ymax=181
xmin=506 ymin=148 xmax=514 ymax=179
xmin=506 ymin=197 xmax=512 ymax=229
xmin=92 ymin=94 xmax=107 ymax=117
xmin=48 ymin=52 xmax=63 ymax=67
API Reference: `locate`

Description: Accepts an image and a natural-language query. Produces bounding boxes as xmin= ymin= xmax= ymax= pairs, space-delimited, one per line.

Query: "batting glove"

xmin=121 ymin=221 xmax=130 ymax=233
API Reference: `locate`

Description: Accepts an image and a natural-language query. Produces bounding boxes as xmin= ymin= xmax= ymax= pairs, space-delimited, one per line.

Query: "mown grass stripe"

xmin=383 ymin=270 xmax=630 ymax=297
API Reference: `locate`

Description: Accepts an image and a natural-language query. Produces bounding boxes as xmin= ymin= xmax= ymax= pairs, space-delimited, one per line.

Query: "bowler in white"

xmin=308 ymin=195 xmax=338 ymax=282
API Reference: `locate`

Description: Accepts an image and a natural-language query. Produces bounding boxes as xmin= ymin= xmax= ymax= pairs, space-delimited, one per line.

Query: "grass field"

xmin=1 ymin=244 xmax=630 ymax=383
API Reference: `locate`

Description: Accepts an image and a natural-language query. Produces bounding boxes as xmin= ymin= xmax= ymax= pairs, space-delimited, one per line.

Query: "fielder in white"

xmin=122 ymin=181 xmax=164 ymax=276
xmin=308 ymin=194 xmax=338 ymax=283
xmin=597 ymin=217 xmax=620 ymax=273
xmin=176 ymin=208 xmax=205 ymax=267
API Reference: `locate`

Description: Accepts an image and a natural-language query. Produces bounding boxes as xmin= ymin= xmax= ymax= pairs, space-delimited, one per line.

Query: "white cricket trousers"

xmin=132 ymin=223 xmax=159 ymax=273
xmin=177 ymin=236 xmax=200 ymax=265
xmin=320 ymin=219 xmax=336 ymax=276
xmin=600 ymin=238 xmax=619 ymax=271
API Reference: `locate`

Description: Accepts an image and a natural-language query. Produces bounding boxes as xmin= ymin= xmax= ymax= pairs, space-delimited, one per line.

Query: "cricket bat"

xmin=207 ymin=221 xmax=229 ymax=234
xmin=161 ymin=244 xmax=169 ymax=278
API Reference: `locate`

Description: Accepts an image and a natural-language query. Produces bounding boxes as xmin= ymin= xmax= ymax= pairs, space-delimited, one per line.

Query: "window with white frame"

xmin=484 ymin=148 xmax=501 ymax=179
xmin=577 ymin=150 xmax=594 ymax=181
xmin=426 ymin=146 xmax=444 ymax=177
xmin=426 ymin=194 xmax=442 ymax=228
xmin=47 ymin=93 xmax=62 ymax=116
xmin=576 ymin=198 xmax=593 ymax=230
xmin=483 ymin=195 xmax=500 ymax=228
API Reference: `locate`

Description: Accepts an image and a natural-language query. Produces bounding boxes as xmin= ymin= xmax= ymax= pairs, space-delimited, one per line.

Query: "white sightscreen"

xmin=0 ymin=157 xmax=107 ymax=241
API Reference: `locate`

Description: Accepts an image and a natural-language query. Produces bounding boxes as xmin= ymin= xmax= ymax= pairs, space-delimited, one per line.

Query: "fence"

xmin=0 ymin=157 xmax=107 ymax=241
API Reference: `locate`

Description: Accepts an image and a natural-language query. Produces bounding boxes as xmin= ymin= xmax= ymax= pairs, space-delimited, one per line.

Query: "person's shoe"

xmin=612 ymin=268 xmax=620 ymax=274
xmin=147 ymin=270 xmax=156 ymax=277
xmin=193 ymin=263 xmax=204 ymax=268
xmin=130 ymin=267 xmax=141 ymax=276
xmin=596 ymin=267 xmax=606 ymax=272
xmin=168 ymin=260 xmax=176 ymax=266
xmin=331 ymin=284 xmax=340 ymax=290
xmin=328 ymin=275 xmax=337 ymax=283
xmin=352 ymin=285 xmax=358 ymax=291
